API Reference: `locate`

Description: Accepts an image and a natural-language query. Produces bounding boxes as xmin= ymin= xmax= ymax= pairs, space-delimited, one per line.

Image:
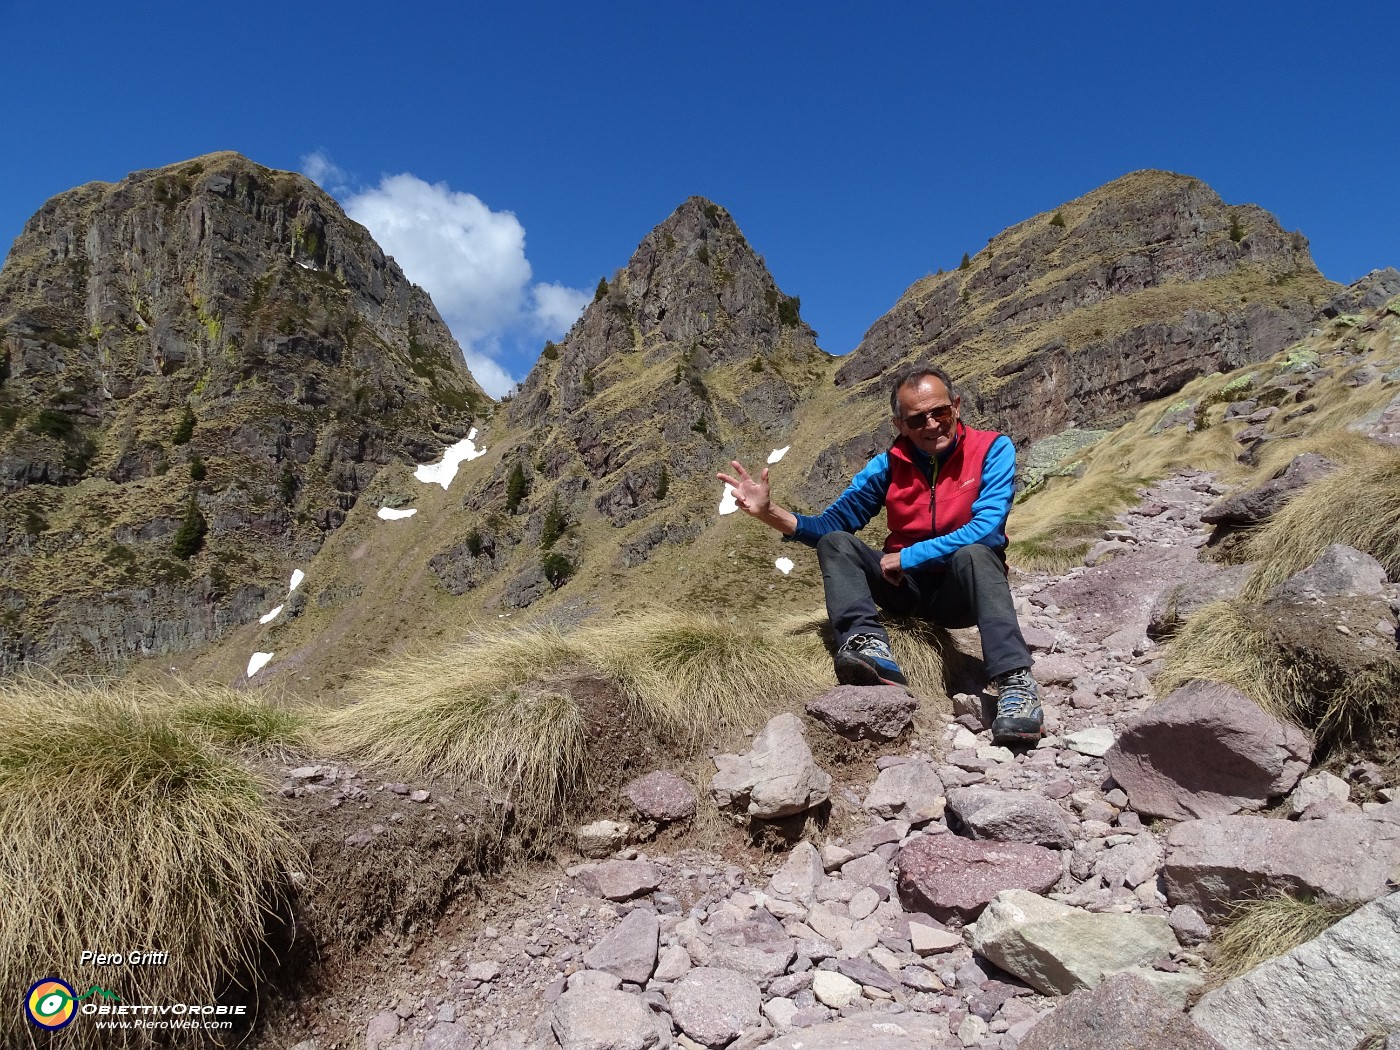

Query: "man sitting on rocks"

xmin=718 ymin=366 xmax=1042 ymax=744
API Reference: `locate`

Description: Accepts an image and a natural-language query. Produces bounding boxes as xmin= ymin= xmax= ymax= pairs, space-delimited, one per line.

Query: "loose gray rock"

xmin=1168 ymin=905 xmax=1211 ymax=947
xmin=768 ymin=841 xmax=823 ymax=901
xmin=366 ymin=1011 xmax=401 ymax=1050
xmin=1062 ymin=726 xmax=1115 ymax=757
xmin=711 ymin=714 xmax=832 ymax=819
xmin=1163 ymin=815 xmax=1400 ymax=920
xmin=1105 ymin=680 xmax=1313 ymax=820
xmin=946 ymin=786 xmax=1073 ymax=848
xmin=1286 ymin=771 xmax=1350 ymax=817
xmin=1032 ymin=654 xmax=1082 ymax=686
xmin=908 ymin=917 xmax=963 ymax=955
xmin=1273 ymin=543 xmax=1389 ymax=603
xmin=668 ymin=967 xmax=762 ymax=1047
xmin=551 ymin=987 xmax=666 ymax=1050
xmin=624 ymin=771 xmax=697 ymax=823
xmin=577 ymin=819 xmax=630 ymax=859
xmin=1148 ymin=563 xmax=1252 ymax=640
xmin=1019 ymin=972 xmax=1226 ymax=1050
xmin=567 ymin=970 xmax=623 ymax=992
xmin=654 ymin=944 xmax=692 ymax=983
xmin=1191 ymin=892 xmax=1400 ymax=1050
xmin=698 ymin=910 xmax=795 ymax=980
xmin=896 ymin=834 xmax=1062 ymax=925
xmin=863 ymin=760 xmax=945 ymax=823
xmin=583 ymin=907 xmax=660 ymax=983
xmin=805 ymin=684 xmax=917 ymax=742
xmin=576 ymin=859 xmax=663 ymax=901
xmin=1094 ymin=835 xmax=1164 ymax=889
xmin=970 ymin=890 xmax=1193 ymax=1003
xmin=755 ymin=1012 xmax=953 ymax=1049
xmin=422 ymin=1023 xmax=476 ymax=1050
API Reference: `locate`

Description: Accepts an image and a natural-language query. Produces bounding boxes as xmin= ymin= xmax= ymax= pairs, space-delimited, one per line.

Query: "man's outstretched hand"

xmin=716 ymin=460 xmax=770 ymax=516
xmin=716 ymin=460 xmax=798 ymax=535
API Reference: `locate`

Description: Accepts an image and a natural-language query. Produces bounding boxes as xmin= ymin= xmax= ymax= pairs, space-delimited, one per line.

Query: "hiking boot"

xmin=834 ymin=633 xmax=907 ymax=687
xmin=991 ymin=667 xmax=1043 ymax=744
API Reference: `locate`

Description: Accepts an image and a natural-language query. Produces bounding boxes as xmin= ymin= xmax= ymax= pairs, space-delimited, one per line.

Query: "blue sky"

xmin=2 ymin=1 xmax=1396 ymax=397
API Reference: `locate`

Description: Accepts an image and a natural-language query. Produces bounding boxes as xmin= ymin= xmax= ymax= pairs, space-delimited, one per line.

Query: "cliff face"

xmin=0 ymin=152 xmax=486 ymax=670
xmin=838 ymin=171 xmax=1339 ymax=439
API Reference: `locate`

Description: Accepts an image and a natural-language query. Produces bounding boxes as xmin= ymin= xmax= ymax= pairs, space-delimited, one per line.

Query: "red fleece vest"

xmin=884 ymin=425 xmax=1001 ymax=554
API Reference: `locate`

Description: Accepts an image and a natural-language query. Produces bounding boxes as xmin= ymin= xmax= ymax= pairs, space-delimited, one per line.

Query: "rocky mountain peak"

xmin=835 ymin=169 xmax=1338 ymax=442
xmin=0 ymin=151 xmax=487 ymax=670
xmin=509 ymin=195 xmax=818 ymax=428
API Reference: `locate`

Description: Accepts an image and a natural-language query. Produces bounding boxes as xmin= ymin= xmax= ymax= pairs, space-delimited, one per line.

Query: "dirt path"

xmin=250 ymin=471 xmax=1226 ymax=1050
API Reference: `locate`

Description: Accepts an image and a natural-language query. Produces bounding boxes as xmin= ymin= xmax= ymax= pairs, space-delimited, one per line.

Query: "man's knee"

xmin=816 ymin=531 xmax=861 ymax=560
xmin=949 ymin=543 xmax=1002 ymax=573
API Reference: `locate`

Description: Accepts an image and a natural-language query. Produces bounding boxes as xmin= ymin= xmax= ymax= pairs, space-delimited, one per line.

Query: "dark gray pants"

xmin=815 ymin=531 xmax=1032 ymax=681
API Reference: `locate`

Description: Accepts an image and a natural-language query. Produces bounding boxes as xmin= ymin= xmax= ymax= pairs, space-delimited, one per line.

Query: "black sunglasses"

xmin=900 ymin=404 xmax=956 ymax=430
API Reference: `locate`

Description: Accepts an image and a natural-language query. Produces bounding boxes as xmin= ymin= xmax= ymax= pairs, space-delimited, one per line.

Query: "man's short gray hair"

xmin=889 ymin=366 xmax=956 ymax=417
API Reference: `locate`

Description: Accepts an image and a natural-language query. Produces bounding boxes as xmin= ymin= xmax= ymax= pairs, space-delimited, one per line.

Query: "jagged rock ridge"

xmin=839 ymin=170 xmax=1339 ymax=440
xmin=429 ymin=197 xmax=828 ymax=606
xmin=0 ymin=151 xmax=486 ymax=670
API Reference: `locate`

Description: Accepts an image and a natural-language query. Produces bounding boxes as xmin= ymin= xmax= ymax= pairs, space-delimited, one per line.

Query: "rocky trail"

xmin=257 ymin=469 xmax=1400 ymax=1050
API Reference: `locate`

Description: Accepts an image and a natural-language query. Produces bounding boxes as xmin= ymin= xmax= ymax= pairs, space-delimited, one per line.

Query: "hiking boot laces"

xmin=995 ymin=668 xmax=1041 ymax=721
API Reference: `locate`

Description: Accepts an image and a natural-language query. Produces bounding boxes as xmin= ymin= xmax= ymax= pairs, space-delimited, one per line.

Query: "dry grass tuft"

xmin=0 ymin=678 xmax=300 ymax=1048
xmin=1242 ymin=442 xmax=1400 ymax=599
xmin=1157 ymin=599 xmax=1308 ymax=725
xmin=1210 ymin=892 xmax=1360 ymax=985
xmin=323 ymin=609 xmax=959 ymax=840
xmin=585 ymin=612 xmax=831 ymax=746
xmin=320 ymin=627 xmax=588 ymax=822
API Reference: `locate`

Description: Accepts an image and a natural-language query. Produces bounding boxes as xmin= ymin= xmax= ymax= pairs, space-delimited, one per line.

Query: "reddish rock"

xmin=623 ymin=770 xmax=697 ymax=822
xmin=1163 ymin=814 xmax=1400 ymax=921
xmin=1105 ymin=680 xmax=1312 ymax=820
xmin=895 ymin=834 xmax=1061 ymax=925
xmin=1018 ymin=972 xmax=1225 ymax=1050
xmin=805 ymin=684 xmax=917 ymax=742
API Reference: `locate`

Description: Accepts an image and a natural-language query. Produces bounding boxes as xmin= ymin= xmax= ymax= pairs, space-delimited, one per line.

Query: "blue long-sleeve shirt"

xmin=786 ymin=435 xmax=1016 ymax=573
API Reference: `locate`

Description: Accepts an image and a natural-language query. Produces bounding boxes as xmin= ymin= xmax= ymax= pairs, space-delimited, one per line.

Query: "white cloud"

xmin=301 ymin=150 xmax=348 ymax=194
xmin=340 ymin=173 xmax=589 ymax=399
xmin=532 ymin=282 xmax=591 ymax=336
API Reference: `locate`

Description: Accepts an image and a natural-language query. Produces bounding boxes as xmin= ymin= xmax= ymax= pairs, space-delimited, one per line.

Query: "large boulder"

xmin=1104 ymin=680 xmax=1313 ymax=820
xmin=1200 ymin=453 xmax=1338 ymax=527
xmin=1163 ymin=815 xmax=1400 ymax=921
xmin=551 ymin=987 xmax=668 ymax=1050
xmin=575 ymin=859 xmax=663 ymax=901
xmin=1019 ymin=972 xmax=1226 ymax=1050
xmin=896 ymin=834 xmax=1061 ymax=925
xmin=946 ymin=786 xmax=1074 ymax=848
xmin=1190 ymin=892 xmax=1400 ymax=1050
xmin=969 ymin=890 xmax=1197 ymax=1004
xmin=1147 ymin=563 xmax=1251 ymax=640
xmin=1255 ymin=546 xmax=1398 ymax=700
xmin=805 ymin=684 xmax=917 ymax=741
xmin=863 ymin=760 xmax=946 ymax=823
xmin=668 ymin=967 xmax=761 ymax=1047
xmin=582 ymin=907 xmax=660 ymax=984
xmin=711 ymin=714 xmax=831 ymax=820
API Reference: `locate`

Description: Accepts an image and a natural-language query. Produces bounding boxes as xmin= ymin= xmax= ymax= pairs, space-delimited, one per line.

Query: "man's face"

xmin=894 ymin=377 xmax=960 ymax=456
